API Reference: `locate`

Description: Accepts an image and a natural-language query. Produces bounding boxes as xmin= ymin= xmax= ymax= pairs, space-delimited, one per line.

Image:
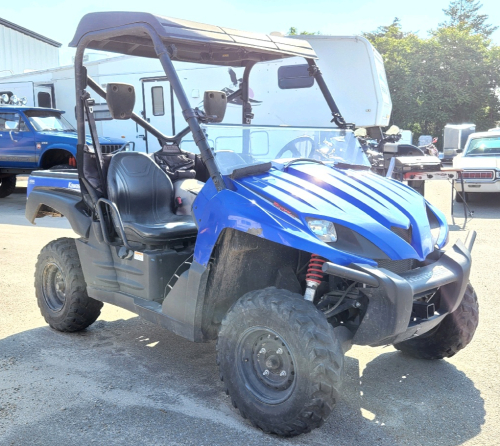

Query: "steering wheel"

xmin=276 ymin=136 xmax=316 ymax=159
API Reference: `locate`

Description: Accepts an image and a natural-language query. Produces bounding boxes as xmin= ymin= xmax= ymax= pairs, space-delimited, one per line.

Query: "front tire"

xmin=35 ymin=238 xmax=103 ymax=332
xmin=394 ymin=283 xmax=478 ymax=359
xmin=0 ymin=175 xmax=16 ymax=198
xmin=217 ymin=287 xmax=344 ymax=436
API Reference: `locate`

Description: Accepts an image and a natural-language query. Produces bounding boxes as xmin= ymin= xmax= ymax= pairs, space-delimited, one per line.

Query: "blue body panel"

xmin=28 ymin=160 xmax=448 ymax=267
xmin=192 ymin=163 xmax=448 ymax=266
xmin=27 ymin=171 xmax=80 ymax=196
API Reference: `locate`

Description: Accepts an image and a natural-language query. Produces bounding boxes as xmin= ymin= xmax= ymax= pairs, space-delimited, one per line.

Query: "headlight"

xmin=307 ymin=219 xmax=337 ymax=243
xmin=496 ymin=171 xmax=500 ymax=179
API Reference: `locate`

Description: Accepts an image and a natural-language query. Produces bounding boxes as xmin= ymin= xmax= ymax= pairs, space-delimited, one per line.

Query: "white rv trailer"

xmin=0 ymin=35 xmax=391 ymax=153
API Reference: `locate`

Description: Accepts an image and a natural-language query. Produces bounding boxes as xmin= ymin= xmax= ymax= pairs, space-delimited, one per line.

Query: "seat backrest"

xmin=107 ymin=152 xmax=175 ymax=224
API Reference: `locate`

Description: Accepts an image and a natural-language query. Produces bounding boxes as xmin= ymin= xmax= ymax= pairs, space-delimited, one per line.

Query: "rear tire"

xmin=0 ymin=175 xmax=16 ymax=198
xmin=35 ymin=238 xmax=103 ymax=332
xmin=394 ymin=283 xmax=478 ymax=359
xmin=217 ymin=287 xmax=344 ymax=436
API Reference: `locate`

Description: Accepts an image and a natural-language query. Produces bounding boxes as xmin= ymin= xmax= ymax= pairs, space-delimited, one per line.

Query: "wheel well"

xmin=201 ymin=228 xmax=303 ymax=339
xmin=40 ymin=149 xmax=75 ymax=169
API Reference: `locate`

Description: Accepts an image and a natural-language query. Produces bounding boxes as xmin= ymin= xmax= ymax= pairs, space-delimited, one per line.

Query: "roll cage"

xmin=69 ymin=11 xmax=352 ymax=208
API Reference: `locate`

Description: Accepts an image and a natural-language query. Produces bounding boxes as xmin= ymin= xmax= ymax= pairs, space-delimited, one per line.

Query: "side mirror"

xmin=106 ymin=83 xmax=135 ymax=120
xmin=204 ymin=91 xmax=227 ymax=123
xmin=456 ymin=148 xmax=463 ymax=154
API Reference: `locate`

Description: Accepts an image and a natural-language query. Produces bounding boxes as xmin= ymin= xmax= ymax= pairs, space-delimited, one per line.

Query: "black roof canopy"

xmin=69 ymin=12 xmax=317 ymax=66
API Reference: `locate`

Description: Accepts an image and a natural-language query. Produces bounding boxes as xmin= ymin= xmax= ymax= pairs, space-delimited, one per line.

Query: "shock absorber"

xmin=304 ymin=254 xmax=326 ymax=302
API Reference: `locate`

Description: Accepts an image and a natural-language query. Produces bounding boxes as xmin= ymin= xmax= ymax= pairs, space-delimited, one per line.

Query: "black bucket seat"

xmin=107 ymin=152 xmax=198 ymax=245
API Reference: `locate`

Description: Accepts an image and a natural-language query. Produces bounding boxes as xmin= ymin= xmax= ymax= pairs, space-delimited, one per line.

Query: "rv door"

xmin=142 ymin=78 xmax=175 ymax=152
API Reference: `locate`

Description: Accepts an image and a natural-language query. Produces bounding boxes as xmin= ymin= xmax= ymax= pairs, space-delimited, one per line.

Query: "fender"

xmin=26 ymin=187 xmax=91 ymax=238
xmin=39 ymin=143 xmax=76 ymax=164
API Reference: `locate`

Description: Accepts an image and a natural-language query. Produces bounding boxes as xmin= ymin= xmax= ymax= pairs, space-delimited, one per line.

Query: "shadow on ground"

xmin=452 ymin=192 xmax=500 ymax=221
xmin=0 ymin=186 xmax=70 ymax=229
xmin=0 ymin=317 xmax=485 ymax=446
xmin=349 ymin=352 xmax=484 ymax=445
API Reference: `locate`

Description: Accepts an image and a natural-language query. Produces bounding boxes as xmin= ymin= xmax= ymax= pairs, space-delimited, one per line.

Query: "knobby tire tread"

xmin=35 ymin=238 xmax=102 ymax=332
xmin=394 ymin=283 xmax=478 ymax=359
xmin=216 ymin=287 xmax=343 ymax=436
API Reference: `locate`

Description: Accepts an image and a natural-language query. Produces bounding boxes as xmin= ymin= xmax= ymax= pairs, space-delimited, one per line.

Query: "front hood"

xmin=236 ymin=164 xmax=443 ymax=261
xmin=454 ymin=155 xmax=500 ymax=169
xmin=38 ymin=131 xmax=125 ymax=145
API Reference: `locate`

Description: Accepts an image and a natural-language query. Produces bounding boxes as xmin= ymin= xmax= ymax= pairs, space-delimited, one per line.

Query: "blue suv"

xmin=0 ymin=106 xmax=128 ymax=197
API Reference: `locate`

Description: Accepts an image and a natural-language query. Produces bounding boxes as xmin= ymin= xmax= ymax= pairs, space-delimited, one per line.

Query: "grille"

xmin=391 ymin=226 xmax=412 ymax=243
xmin=377 ymin=258 xmax=416 ymax=274
xmin=100 ymin=144 xmax=121 ymax=154
xmin=380 ymin=226 xmax=415 ymax=274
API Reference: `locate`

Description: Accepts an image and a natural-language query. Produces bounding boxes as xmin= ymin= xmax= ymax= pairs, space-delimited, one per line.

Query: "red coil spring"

xmin=306 ymin=254 xmax=326 ymax=284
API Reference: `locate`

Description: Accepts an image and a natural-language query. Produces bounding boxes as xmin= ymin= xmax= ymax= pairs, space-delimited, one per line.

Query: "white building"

xmin=0 ymin=17 xmax=60 ymax=76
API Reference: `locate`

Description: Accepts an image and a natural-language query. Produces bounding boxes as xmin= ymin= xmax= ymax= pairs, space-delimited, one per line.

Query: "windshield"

xmin=180 ymin=124 xmax=371 ymax=175
xmin=465 ymin=136 xmax=500 ymax=156
xmin=24 ymin=111 xmax=75 ymax=132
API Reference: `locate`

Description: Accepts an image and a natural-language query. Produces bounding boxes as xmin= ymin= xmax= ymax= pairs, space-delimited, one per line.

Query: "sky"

xmin=2 ymin=0 xmax=500 ymax=66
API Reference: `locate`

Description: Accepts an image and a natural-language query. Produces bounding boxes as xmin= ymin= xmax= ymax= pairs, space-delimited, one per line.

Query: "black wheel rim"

xmin=236 ymin=327 xmax=296 ymax=405
xmin=42 ymin=262 xmax=66 ymax=312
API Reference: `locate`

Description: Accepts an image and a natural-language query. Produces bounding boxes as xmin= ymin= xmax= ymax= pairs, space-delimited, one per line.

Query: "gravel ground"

xmin=0 ymin=179 xmax=498 ymax=446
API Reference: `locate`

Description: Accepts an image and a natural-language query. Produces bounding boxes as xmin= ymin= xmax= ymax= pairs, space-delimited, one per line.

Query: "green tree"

xmin=440 ymin=0 xmax=498 ymax=37
xmin=364 ymin=17 xmax=408 ymax=42
xmin=364 ymin=3 xmax=500 ymax=140
xmin=287 ymin=27 xmax=320 ymax=36
xmin=421 ymin=27 xmax=500 ymax=134
xmin=363 ymin=19 xmax=425 ymax=136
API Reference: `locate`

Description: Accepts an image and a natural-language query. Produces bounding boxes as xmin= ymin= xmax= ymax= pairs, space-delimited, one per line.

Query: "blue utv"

xmin=26 ymin=12 xmax=479 ymax=437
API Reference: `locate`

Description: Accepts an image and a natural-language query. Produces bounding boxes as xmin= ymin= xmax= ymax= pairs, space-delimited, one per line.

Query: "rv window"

xmin=152 ymin=86 xmax=165 ymax=116
xmin=37 ymin=92 xmax=52 ymax=108
xmin=278 ymin=64 xmax=314 ymax=90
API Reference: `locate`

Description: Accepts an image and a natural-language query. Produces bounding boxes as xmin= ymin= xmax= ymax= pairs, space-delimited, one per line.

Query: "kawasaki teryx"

xmin=26 ymin=12 xmax=478 ymax=436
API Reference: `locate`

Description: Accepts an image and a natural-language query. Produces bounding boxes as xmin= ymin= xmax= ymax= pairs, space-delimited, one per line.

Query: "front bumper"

xmin=454 ymin=180 xmax=500 ymax=193
xmin=322 ymin=232 xmax=475 ymax=346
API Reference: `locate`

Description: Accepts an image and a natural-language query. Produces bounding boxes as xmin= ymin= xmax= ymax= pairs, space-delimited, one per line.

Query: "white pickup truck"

xmin=453 ymin=129 xmax=500 ymax=201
